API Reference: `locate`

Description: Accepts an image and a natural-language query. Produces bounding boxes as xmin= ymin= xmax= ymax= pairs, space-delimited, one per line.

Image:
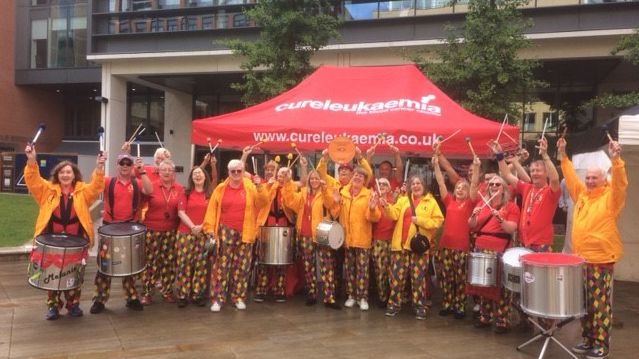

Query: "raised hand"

xmin=609 ymin=140 xmax=621 ymax=159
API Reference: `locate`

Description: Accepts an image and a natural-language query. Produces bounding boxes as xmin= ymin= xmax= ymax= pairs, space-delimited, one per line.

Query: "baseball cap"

xmin=117 ymin=153 xmax=133 ymax=164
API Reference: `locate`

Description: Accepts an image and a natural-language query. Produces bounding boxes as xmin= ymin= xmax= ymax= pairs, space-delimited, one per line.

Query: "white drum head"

xmin=502 ymin=247 xmax=533 ymax=267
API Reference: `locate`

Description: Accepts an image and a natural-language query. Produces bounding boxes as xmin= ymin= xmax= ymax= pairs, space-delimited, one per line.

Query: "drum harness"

xmin=104 ymin=177 xmax=140 ymax=225
xmin=46 ymin=193 xmax=85 ymax=237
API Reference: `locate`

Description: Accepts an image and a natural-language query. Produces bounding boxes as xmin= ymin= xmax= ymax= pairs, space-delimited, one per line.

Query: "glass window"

xmin=151 ymin=18 xmax=165 ymax=32
xmin=119 ymin=20 xmax=130 ymax=33
xmin=31 ymin=19 xmax=48 ymax=68
xmin=134 ymin=20 xmax=146 ymax=32
xmin=216 ymin=11 xmax=228 ymax=29
xmin=523 ymin=112 xmax=536 ymax=132
xmin=233 ymin=13 xmax=247 ymax=28
xmin=159 ymin=0 xmax=181 ymax=9
xmin=127 ymin=84 xmax=165 ymax=143
xmin=132 ymin=0 xmax=153 ymax=11
xmin=167 ymin=18 xmax=178 ymax=31
xmin=202 ymin=16 xmax=213 ymax=29
xmin=186 ymin=16 xmax=198 ymax=31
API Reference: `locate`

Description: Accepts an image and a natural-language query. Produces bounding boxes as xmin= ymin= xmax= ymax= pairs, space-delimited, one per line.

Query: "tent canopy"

xmin=192 ymin=65 xmax=519 ymax=157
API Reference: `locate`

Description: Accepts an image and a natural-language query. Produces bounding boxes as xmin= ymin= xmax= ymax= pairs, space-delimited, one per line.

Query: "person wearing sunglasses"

xmin=90 ymin=153 xmax=153 ymax=314
xmin=468 ymin=175 xmax=520 ymax=334
xmin=203 ymin=159 xmax=269 ymax=312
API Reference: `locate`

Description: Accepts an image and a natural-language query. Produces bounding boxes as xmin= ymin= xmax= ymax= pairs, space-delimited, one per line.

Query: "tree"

xmin=411 ymin=0 xmax=544 ymax=120
xmin=227 ymin=1 xmax=339 ymax=105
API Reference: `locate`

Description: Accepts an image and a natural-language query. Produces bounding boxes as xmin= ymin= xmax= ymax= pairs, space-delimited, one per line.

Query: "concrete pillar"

xmin=164 ymin=89 xmax=193 ymax=185
xmin=101 ymin=63 xmax=128 ymax=177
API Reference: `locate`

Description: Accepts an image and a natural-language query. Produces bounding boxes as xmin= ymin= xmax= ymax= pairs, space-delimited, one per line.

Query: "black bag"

xmin=410 ymin=232 xmax=430 ymax=254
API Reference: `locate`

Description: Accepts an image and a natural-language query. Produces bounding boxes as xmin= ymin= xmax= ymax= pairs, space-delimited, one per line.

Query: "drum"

xmin=28 ymin=234 xmax=88 ymax=291
xmin=502 ymin=247 xmax=533 ymax=293
xmin=259 ymin=226 xmax=295 ymax=265
xmin=467 ymin=252 xmax=497 ymax=287
xmin=316 ymin=220 xmax=344 ymax=250
xmin=97 ymin=223 xmax=146 ymax=277
xmin=520 ymin=253 xmax=585 ymax=319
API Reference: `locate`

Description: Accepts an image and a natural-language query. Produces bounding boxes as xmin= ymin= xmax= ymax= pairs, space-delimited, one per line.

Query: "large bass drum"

xmin=28 ymin=234 xmax=88 ymax=291
xmin=258 ymin=226 xmax=295 ymax=265
xmin=315 ymin=220 xmax=344 ymax=250
xmin=97 ymin=222 xmax=146 ymax=277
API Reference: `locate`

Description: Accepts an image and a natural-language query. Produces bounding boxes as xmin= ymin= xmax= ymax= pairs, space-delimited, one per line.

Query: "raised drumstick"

xmin=540 ymin=116 xmax=550 ymax=139
xmin=97 ymin=126 xmax=105 ymax=154
xmin=501 ymin=130 xmax=519 ymax=146
xmin=210 ymin=138 xmax=222 ymax=153
xmin=403 ymin=158 xmax=410 ymax=183
xmin=207 ymin=137 xmax=214 ymax=153
xmin=128 ymin=123 xmax=143 ymax=144
xmin=31 ymin=123 xmax=46 ymax=145
xmin=465 ymin=137 xmax=477 ymax=157
xmin=288 ymin=154 xmax=300 ymax=169
xmin=154 ymin=131 xmax=164 ymax=148
xmin=496 ymin=114 xmax=508 ymax=143
xmin=291 ymin=142 xmax=303 ymax=157
xmin=439 ymin=129 xmax=461 ymax=144
xmin=251 ymin=156 xmax=258 ymax=176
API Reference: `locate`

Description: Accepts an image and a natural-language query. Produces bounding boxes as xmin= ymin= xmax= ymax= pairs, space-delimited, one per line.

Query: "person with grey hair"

xmin=140 ymin=159 xmax=184 ymax=305
xmin=559 ymin=137 xmax=627 ymax=359
xmin=203 ymin=159 xmax=269 ymax=312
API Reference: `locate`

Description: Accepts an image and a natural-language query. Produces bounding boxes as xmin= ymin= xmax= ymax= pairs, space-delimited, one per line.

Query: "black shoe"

xmin=474 ymin=320 xmax=491 ymax=329
xmin=454 ymin=311 xmax=466 ymax=319
xmin=439 ymin=308 xmax=453 ymax=317
xmin=90 ymin=301 xmax=105 ymax=314
xmin=126 ymin=299 xmax=144 ymax=311
xmin=324 ymin=302 xmax=341 ymax=310
xmin=274 ymin=295 xmax=287 ymax=303
xmin=253 ymin=294 xmax=265 ymax=303
xmin=177 ymin=298 xmax=188 ymax=308
xmin=305 ymin=297 xmax=317 ymax=306
xmin=193 ymin=297 xmax=207 ymax=307
xmin=377 ymin=298 xmax=388 ymax=309
xmin=494 ymin=326 xmax=509 ymax=334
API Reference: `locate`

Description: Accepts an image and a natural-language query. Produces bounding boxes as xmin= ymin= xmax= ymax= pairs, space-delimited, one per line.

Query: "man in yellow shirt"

xmin=558 ymin=137 xmax=626 ymax=359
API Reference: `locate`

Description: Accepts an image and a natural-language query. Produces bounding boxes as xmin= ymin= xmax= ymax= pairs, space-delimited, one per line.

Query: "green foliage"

xmin=227 ymin=0 xmax=340 ymax=105
xmin=411 ymin=0 xmax=545 ymax=120
xmin=0 ymin=193 xmax=38 ymax=247
xmin=612 ymin=29 xmax=639 ymax=65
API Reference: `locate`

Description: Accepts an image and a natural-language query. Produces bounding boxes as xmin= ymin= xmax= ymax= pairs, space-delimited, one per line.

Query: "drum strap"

xmin=107 ymin=177 xmax=139 ymax=222
xmin=46 ymin=194 xmax=83 ymax=236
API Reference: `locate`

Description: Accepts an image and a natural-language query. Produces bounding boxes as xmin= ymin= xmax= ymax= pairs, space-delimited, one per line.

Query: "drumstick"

xmin=31 ymin=123 xmax=46 ymax=145
xmin=251 ymin=156 xmax=258 ymax=176
xmin=465 ymin=137 xmax=477 ymax=157
xmin=501 ymin=130 xmax=519 ymax=146
xmin=288 ymin=154 xmax=300 ymax=169
xmin=97 ymin=126 xmax=105 ymax=154
xmin=375 ymin=178 xmax=382 ymax=197
xmin=291 ymin=142 xmax=303 ymax=157
xmin=207 ymin=137 xmax=214 ymax=153
xmin=154 ymin=131 xmax=164 ymax=148
xmin=127 ymin=123 xmax=143 ymax=144
xmin=136 ymin=141 xmax=141 ymax=158
xmin=540 ymin=115 xmax=550 ymax=139
xmin=211 ymin=139 xmax=222 ymax=153
xmin=560 ymin=126 xmax=568 ymax=139
xmin=479 ymin=192 xmax=499 ymax=211
xmin=438 ymin=129 xmax=461 ymax=145
xmin=403 ymin=159 xmax=410 ymax=183
xmin=496 ymin=114 xmax=508 ymax=143
xmin=286 ymin=153 xmax=293 ymax=168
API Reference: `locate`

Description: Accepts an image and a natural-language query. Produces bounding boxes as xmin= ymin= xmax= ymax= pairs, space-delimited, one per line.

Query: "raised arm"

xmin=558 ymin=137 xmax=584 ymax=202
xmin=469 ymin=155 xmax=481 ymax=202
xmin=608 ymin=140 xmax=628 ymax=217
xmin=390 ymin=145 xmax=404 ymax=184
xmin=538 ymin=137 xmax=560 ymax=192
xmin=432 ymin=155 xmax=448 ymax=199
xmin=434 ymin=142 xmax=461 ymax=185
xmin=491 ymin=140 xmax=518 ymax=186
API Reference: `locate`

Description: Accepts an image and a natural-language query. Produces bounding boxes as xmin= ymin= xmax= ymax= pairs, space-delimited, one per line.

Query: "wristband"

xmin=495 ymin=152 xmax=505 ymax=161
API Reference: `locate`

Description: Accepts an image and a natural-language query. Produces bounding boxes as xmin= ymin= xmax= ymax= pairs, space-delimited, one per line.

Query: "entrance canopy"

xmin=192 ymin=65 xmax=519 ymax=157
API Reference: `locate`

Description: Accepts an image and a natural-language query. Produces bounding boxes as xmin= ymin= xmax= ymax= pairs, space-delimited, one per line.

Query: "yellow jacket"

xmin=281 ymin=180 xmax=332 ymax=240
xmin=256 ymin=180 xmax=296 ymax=228
xmin=317 ymin=157 xmax=373 ymax=189
xmin=384 ymin=194 xmax=444 ymax=252
xmin=324 ymin=184 xmax=381 ymax=249
xmin=24 ymin=161 xmax=104 ymax=247
xmin=203 ymin=177 xmax=269 ymax=244
xmin=561 ymin=157 xmax=627 ymax=263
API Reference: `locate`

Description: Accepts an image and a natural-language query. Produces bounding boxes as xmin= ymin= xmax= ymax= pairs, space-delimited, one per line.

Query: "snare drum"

xmin=28 ymin=234 xmax=88 ymax=291
xmin=502 ymin=247 xmax=533 ymax=293
xmin=316 ymin=220 xmax=344 ymax=250
xmin=259 ymin=226 xmax=295 ymax=265
xmin=520 ymin=253 xmax=585 ymax=319
xmin=467 ymin=252 xmax=497 ymax=287
xmin=97 ymin=223 xmax=146 ymax=277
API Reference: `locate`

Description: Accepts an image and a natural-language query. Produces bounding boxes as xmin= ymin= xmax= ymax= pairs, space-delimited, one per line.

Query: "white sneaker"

xmin=235 ymin=300 xmax=246 ymax=310
xmin=359 ymin=299 xmax=369 ymax=311
xmin=344 ymin=298 xmax=356 ymax=308
xmin=210 ymin=302 xmax=221 ymax=312
xmin=473 ymin=304 xmax=480 ymax=312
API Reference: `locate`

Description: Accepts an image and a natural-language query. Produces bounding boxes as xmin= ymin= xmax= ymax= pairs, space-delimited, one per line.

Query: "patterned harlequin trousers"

xmin=371 ymin=240 xmax=391 ymax=302
xmin=255 ymin=265 xmax=287 ymax=297
xmin=345 ymin=247 xmax=371 ymax=302
xmin=210 ymin=225 xmax=253 ymax=305
xmin=317 ymin=245 xmax=337 ymax=304
xmin=437 ymin=248 xmax=467 ymax=313
xmin=581 ymin=263 xmax=614 ymax=353
xmin=297 ymin=235 xmax=317 ymax=298
xmin=142 ymin=230 xmax=177 ymax=296
xmin=388 ymin=250 xmax=430 ymax=311
xmin=92 ymin=271 xmax=138 ymax=304
xmin=477 ymin=248 xmax=511 ymax=328
xmin=47 ymin=289 xmax=81 ymax=310
xmin=175 ymin=232 xmax=209 ymax=301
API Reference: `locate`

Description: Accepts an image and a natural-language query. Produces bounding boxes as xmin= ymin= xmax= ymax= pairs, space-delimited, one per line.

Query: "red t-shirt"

xmin=103 ymin=177 xmax=143 ymax=223
xmin=299 ymin=193 xmax=314 ymax=237
xmin=177 ymin=190 xmax=208 ymax=234
xmin=49 ymin=193 xmax=81 ymax=235
xmin=143 ymin=181 xmax=184 ymax=231
xmin=515 ymin=181 xmax=561 ymax=247
xmin=265 ymin=188 xmax=290 ymax=227
xmin=138 ymin=164 xmax=160 ymax=183
xmin=373 ymin=195 xmax=395 ymax=241
xmin=439 ymin=194 xmax=476 ymax=251
xmin=473 ymin=201 xmax=520 ymax=253
xmin=219 ymin=184 xmax=246 ymax=232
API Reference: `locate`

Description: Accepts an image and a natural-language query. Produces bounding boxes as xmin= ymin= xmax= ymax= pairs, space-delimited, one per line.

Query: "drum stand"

xmin=516 ymin=316 xmax=579 ymax=359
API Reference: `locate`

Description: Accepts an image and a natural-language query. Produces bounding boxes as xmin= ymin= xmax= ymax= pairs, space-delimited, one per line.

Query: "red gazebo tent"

xmin=192 ymin=65 xmax=519 ymax=157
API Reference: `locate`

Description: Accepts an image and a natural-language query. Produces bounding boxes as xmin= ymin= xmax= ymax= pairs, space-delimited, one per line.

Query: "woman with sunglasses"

xmin=203 ymin=159 xmax=269 ymax=312
xmin=140 ymin=159 xmax=185 ymax=305
xmin=468 ymin=175 xmax=520 ymax=334
xmin=381 ymin=174 xmax=444 ymax=320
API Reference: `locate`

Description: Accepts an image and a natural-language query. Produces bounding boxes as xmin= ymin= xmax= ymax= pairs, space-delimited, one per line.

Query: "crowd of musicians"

xmin=23 ymin=132 xmax=626 ymax=359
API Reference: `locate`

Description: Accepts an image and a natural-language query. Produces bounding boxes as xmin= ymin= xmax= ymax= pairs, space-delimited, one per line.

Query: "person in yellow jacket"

xmin=558 ymin=137 xmax=627 ymax=359
xmin=381 ymin=174 xmax=444 ymax=320
xmin=203 ymin=159 xmax=269 ymax=312
xmin=325 ymin=166 xmax=381 ymax=311
xmin=24 ymin=144 xmax=105 ymax=320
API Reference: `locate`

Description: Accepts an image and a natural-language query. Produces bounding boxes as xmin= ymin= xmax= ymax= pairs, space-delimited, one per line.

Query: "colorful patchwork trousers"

xmin=388 ymin=250 xmax=429 ymax=312
xmin=344 ymin=247 xmax=371 ymax=302
xmin=581 ymin=263 xmax=614 ymax=353
xmin=142 ymin=230 xmax=177 ymax=296
xmin=47 ymin=289 xmax=81 ymax=310
xmin=210 ymin=225 xmax=252 ymax=305
xmin=437 ymin=248 xmax=467 ymax=313
xmin=298 ymin=235 xmax=317 ymax=298
xmin=175 ymin=232 xmax=209 ymax=301
xmin=92 ymin=271 xmax=138 ymax=304
xmin=477 ymin=248 xmax=511 ymax=328
xmin=255 ymin=265 xmax=287 ymax=296
xmin=371 ymin=240 xmax=391 ymax=302
xmin=317 ymin=245 xmax=337 ymax=304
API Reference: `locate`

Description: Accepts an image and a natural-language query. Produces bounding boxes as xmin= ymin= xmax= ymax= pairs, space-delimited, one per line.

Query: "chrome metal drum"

xmin=315 ymin=220 xmax=344 ymax=250
xmin=467 ymin=252 xmax=497 ymax=287
xmin=259 ymin=226 xmax=295 ymax=265
xmin=520 ymin=253 xmax=585 ymax=319
xmin=97 ymin=223 xmax=146 ymax=277
xmin=28 ymin=234 xmax=88 ymax=291
xmin=502 ymin=247 xmax=533 ymax=293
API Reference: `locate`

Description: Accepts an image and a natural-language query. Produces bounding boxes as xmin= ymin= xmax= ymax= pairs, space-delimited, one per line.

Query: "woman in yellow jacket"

xmin=381 ymin=174 xmax=444 ymax=320
xmin=325 ymin=166 xmax=381 ymax=311
xmin=24 ymin=144 xmax=105 ymax=320
xmin=203 ymin=159 xmax=269 ymax=312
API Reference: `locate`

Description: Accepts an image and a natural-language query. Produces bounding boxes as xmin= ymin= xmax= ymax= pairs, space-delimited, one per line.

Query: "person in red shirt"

xmin=175 ymin=165 xmax=213 ymax=308
xmin=90 ymin=153 xmax=152 ymax=314
xmin=366 ymin=144 xmax=404 ymax=192
xmin=433 ymin=154 xmax=480 ymax=319
xmin=370 ymin=177 xmax=396 ymax=307
xmin=140 ymin=159 xmax=184 ymax=305
xmin=468 ymin=175 xmax=520 ymax=334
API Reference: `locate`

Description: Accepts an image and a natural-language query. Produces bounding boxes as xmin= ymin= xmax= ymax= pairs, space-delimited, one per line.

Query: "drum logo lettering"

xmin=40 ymin=265 xmax=80 ymax=284
xmin=486 ymin=267 xmax=493 ymax=275
xmin=524 ymin=271 xmax=535 ymax=284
